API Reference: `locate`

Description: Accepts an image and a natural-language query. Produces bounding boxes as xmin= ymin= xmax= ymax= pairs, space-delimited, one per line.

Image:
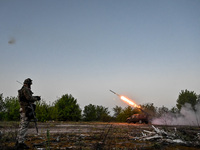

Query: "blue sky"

xmin=0 ymin=0 xmax=200 ymax=112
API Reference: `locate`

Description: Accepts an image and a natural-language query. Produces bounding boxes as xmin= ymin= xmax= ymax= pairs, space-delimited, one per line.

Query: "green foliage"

xmin=54 ymin=94 xmax=82 ymax=121
xmin=0 ymin=93 xmax=82 ymax=122
xmin=4 ymin=96 xmax=20 ymax=121
xmin=83 ymin=104 xmax=97 ymax=121
xmin=176 ymin=89 xmax=197 ymax=110
xmin=46 ymin=129 xmax=50 ymax=150
xmin=36 ymin=100 xmax=51 ymax=122
xmin=112 ymin=105 xmax=122 ymax=118
xmin=140 ymin=103 xmax=157 ymax=114
xmin=170 ymin=106 xmax=179 ymax=114
xmin=140 ymin=103 xmax=157 ymax=120
xmin=0 ymin=94 xmax=5 ymax=120
xmin=48 ymin=105 xmax=59 ymax=121
xmin=96 ymin=105 xmax=110 ymax=121
xmin=113 ymin=104 xmax=157 ymax=122
xmin=116 ymin=106 xmax=135 ymax=122
xmin=0 ymin=94 xmax=4 ymax=110
xmin=1 ymin=89 xmax=198 ymax=123
xmin=157 ymin=106 xmax=169 ymax=117
xmin=113 ymin=105 xmax=156 ymax=122
xmin=83 ymin=104 xmax=110 ymax=121
xmin=0 ymin=94 xmax=20 ymax=121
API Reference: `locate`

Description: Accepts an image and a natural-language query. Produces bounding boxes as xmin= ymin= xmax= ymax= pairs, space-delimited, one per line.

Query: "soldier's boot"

xmin=15 ymin=141 xmax=30 ymax=150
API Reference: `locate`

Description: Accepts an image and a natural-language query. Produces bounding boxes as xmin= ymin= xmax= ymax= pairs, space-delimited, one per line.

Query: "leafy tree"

xmin=112 ymin=105 xmax=122 ymax=118
xmin=117 ymin=106 xmax=135 ymax=122
xmin=140 ymin=103 xmax=157 ymax=114
xmin=170 ymin=106 xmax=179 ymax=114
xmin=177 ymin=90 xmax=197 ymax=110
xmin=36 ymin=100 xmax=50 ymax=122
xmin=83 ymin=104 xmax=111 ymax=121
xmin=0 ymin=94 xmax=4 ymax=110
xmin=4 ymin=96 xmax=20 ymax=121
xmin=96 ymin=105 xmax=110 ymax=122
xmin=156 ymin=106 xmax=169 ymax=118
xmin=54 ymin=94 xmax=82 ymax=121
xmin=140 ymin=103 xmax=157 ymax=120
xmin=0 ymin=94 xmax=5 ymax=120
xmin=83 ymin=104 xmax=97 ymax=121
xmin=48 ymin=105 xmax=59 ymax=121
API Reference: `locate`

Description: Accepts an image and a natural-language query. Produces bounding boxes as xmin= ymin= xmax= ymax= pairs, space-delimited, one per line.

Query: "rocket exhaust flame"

xmin=110 ymin=90 xmax=140 ymax=108
xmin=120 ymin=96 xmax=140 ymax=108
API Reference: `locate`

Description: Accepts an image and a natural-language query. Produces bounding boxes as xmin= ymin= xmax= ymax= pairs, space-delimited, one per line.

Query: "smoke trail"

xmin=152 ymin=103 xmax=200 ymax=126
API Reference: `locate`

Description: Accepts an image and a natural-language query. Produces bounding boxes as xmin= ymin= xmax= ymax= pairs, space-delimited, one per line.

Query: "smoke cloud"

xmin=152 ymin=103 xmax=200 ymax=126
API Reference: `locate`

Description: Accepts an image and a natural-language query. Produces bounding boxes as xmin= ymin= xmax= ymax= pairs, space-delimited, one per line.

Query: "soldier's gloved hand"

xmin=35 ymin=96 xmax=41 ymax=101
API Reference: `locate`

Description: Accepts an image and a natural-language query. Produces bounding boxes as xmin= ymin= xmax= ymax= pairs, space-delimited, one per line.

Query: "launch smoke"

xmin=152 ymin=103 xmax=200 ymax=126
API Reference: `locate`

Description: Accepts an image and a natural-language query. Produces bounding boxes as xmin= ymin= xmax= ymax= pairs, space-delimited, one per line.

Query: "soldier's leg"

xmin=17 ymin=112 xmax=30 ymax=143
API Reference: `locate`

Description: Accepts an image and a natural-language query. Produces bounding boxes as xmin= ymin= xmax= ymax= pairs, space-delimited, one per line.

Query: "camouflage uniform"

xmin=16 ymin=78 xmax=39 ymax=146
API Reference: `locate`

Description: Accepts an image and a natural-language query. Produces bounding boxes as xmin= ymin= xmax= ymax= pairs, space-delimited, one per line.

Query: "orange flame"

xmin=120 ymin=96 xmax=140 ymax=108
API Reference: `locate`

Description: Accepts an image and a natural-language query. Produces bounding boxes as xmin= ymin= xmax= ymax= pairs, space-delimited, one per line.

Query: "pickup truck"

xmin=126 ymin=114 xmax=149 ymax=124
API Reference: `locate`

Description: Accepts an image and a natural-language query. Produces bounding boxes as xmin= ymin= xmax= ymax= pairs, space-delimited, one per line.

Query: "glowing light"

xmin=120 ymin=96 xmax=140 ymax=108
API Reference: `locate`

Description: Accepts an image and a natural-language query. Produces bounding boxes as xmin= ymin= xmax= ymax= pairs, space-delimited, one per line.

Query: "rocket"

xmin=110 ymin=90 xmax=149 ymax=115
xmin=109 ymin=90 xmax=120 ymax=96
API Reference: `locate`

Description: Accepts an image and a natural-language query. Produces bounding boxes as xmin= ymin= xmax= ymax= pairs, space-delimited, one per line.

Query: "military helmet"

xmin=23 ymin=78 xmax=32 ymax=85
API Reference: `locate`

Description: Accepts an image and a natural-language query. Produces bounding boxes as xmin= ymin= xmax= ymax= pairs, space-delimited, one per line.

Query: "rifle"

xmin=29 ymin=96 xmax=41 ymax=134
xmin=29 ymin=102 xmax=39 ymax=134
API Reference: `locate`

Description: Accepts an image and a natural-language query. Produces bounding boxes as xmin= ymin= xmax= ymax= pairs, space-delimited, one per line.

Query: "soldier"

xmin=15 ymin=78 xmax=40 ymax=149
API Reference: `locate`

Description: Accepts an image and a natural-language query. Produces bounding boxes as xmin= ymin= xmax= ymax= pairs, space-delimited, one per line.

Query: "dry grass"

xmin=0 ymin=122 xmax=200 ymax=150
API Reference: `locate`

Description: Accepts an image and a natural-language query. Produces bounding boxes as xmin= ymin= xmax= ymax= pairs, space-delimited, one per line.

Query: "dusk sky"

xmin=0 ymin=0 xmax=200 ymax=112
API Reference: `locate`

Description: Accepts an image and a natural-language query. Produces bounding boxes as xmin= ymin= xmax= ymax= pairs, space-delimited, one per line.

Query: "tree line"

xmin=0 ymin=89 xmax=199 ymax=122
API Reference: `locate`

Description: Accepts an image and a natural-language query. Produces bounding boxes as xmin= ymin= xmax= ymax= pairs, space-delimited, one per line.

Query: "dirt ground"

xmin=0 ymin=121 xmax=200 ymax=150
